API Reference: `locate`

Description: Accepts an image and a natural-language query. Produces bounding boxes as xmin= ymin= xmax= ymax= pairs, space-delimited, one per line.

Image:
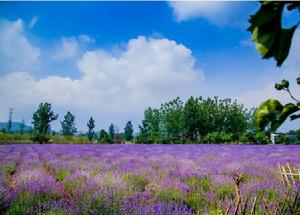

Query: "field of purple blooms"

xmin=0 ymin=144 xmax=299 ymax=215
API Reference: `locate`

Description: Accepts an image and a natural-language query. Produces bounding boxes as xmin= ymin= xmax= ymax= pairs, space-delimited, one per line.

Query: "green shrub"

xmin=156 ymin=186 xmax=182 ymax=202
xmin=203 ymin=132 xmax=233 ymax=144
xmin=186 ymin=176 xmax=211 ymax=192
xmin=215 ymin=184 xmax=234 ymax=200
xmin=277 ymin=135 xmax=290 ymax=144
xmin=54 ymin=169 xmax=70 ymax=181
xmin=122 ymin=174 xmax=148 ymax=192
xmin=255 ymin=132 xmax=269 ymax=144
xmin=185 ymin=192 xmax=209 ymax=212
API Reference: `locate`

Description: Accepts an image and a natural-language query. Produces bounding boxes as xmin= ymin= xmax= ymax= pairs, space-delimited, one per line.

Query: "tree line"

xmin=29 ymin=102 xmax=134 ymax=144
xmin=136 ymin=96 xmax=267 ymax=144
xmin=2 ymin=96 xmax=279 ymax=144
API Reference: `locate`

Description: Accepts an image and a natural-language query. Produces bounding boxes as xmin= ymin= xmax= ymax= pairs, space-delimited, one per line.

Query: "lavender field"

xmin=0 ymin=144 xmax=299 ymax=214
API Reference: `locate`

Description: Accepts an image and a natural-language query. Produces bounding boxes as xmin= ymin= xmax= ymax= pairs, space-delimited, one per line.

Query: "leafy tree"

xmin=138 ymin=107 xmax=161 ymax=143
xmin=32 ymin=102 xmax=58 ymax=143
xmin=137 ymin=97 xmax=253 ymax=143
xmin=249 ymin=1 xmax=300 ymax=132
xmin=87 ymin=117 xmax=95 ymax=141
xmin=19 ymin=119 xmax=25 ymax=134
xmin=124 ymin=121 xmax=134 ymax=141
xmin=160 ymin=97 xmax=185 ymax=140
xmin=98 ymin=129 xmax=112 ymax=144
xmin=109 ymin=123 xmax=115 ymax=141
xmin=60 ymin=111 xmax=77 ymax=136
xmin=7 ymin=108 xmax=13 ymax=133
xmin=184 ymin=97 xmax=200 ymax=141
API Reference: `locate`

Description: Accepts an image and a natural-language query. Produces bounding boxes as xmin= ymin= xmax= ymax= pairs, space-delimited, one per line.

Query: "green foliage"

xmin=31 ymin=133 xmax=50 ymax=144
xmin=60 ymin=111 xmax=77 ymax=136
xmin=156 ymin=186 xmax=182 ymax=202
xmin=6 ymin=191 xmax=62 ymax=215
xmin=277 ymin=134 xmax=290 ymax=144
xmin=255 ymin=99 xmax=299 ymax=132
xmin=248 ymin=1 xmax=300 ymax=67
xmin=124 ymin=121 xmax=134 ymax=141
xmin=255 ymin=131 xmax=269 ymax=144
xmin=186 ymin=176 xmax=211 ymax=192
xmin=19 ymin=119 xmax=26 ymax=134
xmin=87 ymin=117 xmax=95 ymax=141
xmin=202 ymin=132 xmax=233 ymax=144
xmin=137 ymin=107 xmax=161 ymax=143
xmin=185 ymin=193 xmax=209 ymax=212
xmin=160 ymin=97 xmax=185 ymax=140
xmin=54 ymin=169 xmax=70 ymax=181
xmin=32 ymin=102 xmax=58 ymax=144
xmin=249 ymin=2 xmax=300 ymax=132
xmin=122 ymin=174 xmax=148 ymax=192
xmin=108 ymin=123 xmax=115 ymax=141
xmin=184 ymin=97 xmax=201 ymax=141
xmin=215 ymin=184 xmax=234 ymax=200
xmin=137 ymin=96 xmax=254 ymax=144
xmin=98 ymin=129 xmax=112 ymax=144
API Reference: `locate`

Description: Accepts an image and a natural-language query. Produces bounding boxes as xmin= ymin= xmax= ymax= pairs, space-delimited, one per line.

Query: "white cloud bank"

xmin=0 ymin=19 xmax=41 ymax=74
xmin=169 ymin=1 xmax=257 ymax=27
xmin=0 ymin=19 xmax=204 ymax=130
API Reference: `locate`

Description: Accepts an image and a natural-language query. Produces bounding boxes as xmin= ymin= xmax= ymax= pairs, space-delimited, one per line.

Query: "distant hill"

xmin=0 ymin=122 xmax=32 ymax=132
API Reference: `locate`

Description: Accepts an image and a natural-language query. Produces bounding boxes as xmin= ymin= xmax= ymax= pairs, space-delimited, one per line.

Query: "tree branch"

xmin=284 ymin=88 xmax=300 ymax=103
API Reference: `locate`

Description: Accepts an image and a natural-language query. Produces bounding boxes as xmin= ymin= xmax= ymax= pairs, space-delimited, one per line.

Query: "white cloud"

xmin=0 ymin=35 xmax=204 ymax=130
xmin=169 ymin=1 xmax=256 ymax=27
xmin=169 ymin=1 xmax=228 ymax=23
xmin=52 ymin=37 xmax=79 ymax=60
xmin=0 ymin=19 xmax=40 ymax=74
xmin=78 ymin=34 xmax=94 ymax=43
xmin=28 ymin=16 xmax=38 ymax=29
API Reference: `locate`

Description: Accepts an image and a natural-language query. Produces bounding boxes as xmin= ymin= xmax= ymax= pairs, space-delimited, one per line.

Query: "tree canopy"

xmin=32 ymin=102 xmax=58 ymax=143
xmin=61 ymin=111 xmax=77 ymax=136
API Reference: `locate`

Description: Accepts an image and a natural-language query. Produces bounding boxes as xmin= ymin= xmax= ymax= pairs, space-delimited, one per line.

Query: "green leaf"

xmin=271 ymin=103 xmax=299 ymax=131
xmin=271 ymin=26 xmax=297 ymax=66
xmin=255 ymin=99 xmax=283 ymax=131
xmin=256 ymin=100 xmax=299 ymax=132
xmin=248 ymin=2 xmax=298 ymax=67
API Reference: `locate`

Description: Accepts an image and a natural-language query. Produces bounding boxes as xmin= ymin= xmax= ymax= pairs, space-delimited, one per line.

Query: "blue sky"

xmin=0 ymin=1 xmax=299 ymax=132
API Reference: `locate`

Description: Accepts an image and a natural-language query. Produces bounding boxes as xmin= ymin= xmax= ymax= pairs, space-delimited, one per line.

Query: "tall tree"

xmin=87 ymin=117 xmax=95 ymax=141
xmin=138 ymin=107 xmax=161 ymax=143
xmin=184 ymin=97 xmax=200 ymax=140
xmin=61 ymin=111 xmax=77 ymax=136
xmin=160 ymin=97 xmax=184 ymax=140
xmin=98 ymin=129 xmax=112 ymax=144
xmin=124 ymin=121 xmax=134 ymax=141
xmin=7 ymin=108 xmax=13 ymax=132
xmin=19 ymin=119 xmax=25 ymax=134
xmin=109 ymin=123 xmax=115 ymax=141
xmin=32 ymin=102 xmax=58 ymax=143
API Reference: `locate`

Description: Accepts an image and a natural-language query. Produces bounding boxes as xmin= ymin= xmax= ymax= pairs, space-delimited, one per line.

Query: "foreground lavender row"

xmin=0 ymin=144 xmax=299 ymax=214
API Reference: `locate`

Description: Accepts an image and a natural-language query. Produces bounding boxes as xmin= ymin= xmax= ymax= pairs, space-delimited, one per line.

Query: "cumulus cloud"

xmin=52 ymin=37 xmax=80 ymax=60
xmin=169 ymin=1 xmax=256 ymax=27
xmin=0 ymin=34 xmax=204 ymax=130
xmin=0 ymin=19 xmax=40 ymax=74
